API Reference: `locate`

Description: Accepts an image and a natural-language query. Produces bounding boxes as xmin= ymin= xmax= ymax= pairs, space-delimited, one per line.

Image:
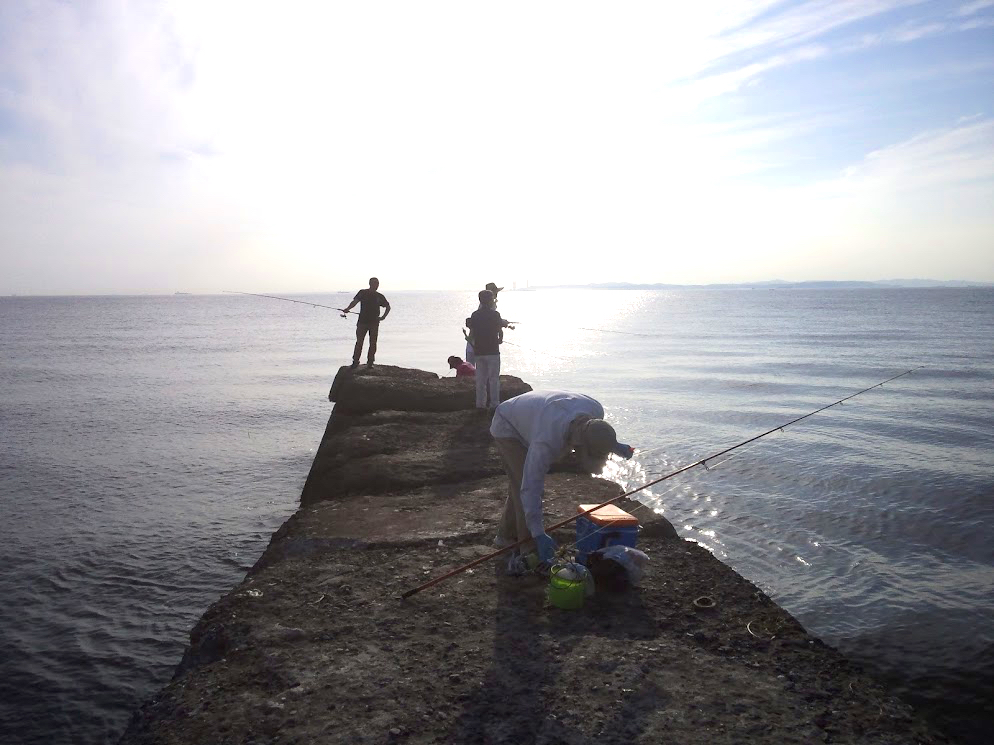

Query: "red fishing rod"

xmin=401 ymin=366 xmax=924 ymax=600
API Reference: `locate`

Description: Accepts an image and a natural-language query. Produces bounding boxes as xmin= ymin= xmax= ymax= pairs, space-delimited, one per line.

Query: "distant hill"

xmin=520 ymin=279 xmax=994 ymax=290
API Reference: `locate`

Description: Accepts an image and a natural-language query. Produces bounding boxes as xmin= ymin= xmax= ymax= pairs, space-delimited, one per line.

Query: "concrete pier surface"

xmin=119 ymin=365 xmax=945 ymax=744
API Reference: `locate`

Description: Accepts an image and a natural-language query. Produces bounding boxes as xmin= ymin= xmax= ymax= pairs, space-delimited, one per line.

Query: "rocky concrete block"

xmin=328 ymin=364 xmax=531 ymax=414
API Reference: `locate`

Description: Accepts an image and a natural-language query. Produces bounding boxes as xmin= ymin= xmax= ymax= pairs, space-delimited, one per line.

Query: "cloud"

xmin=645 ymin=116 xmax=994 ymax=282
xmin=691 ymin=0 xmax=921 ymax=72
xmin=957 ymin=15 xmax=994 ymax=29
xmin=830 ymin=118 xmax=994 ymax=194
xmin=956 ymin=0 xmax=994 ymax=16
xmin=727 ymin=0 xmax=921 ymax=50
xmin=0 ymin=2 xmax=197 ymax=173
xmin=677 ymin=44 xmax=830 ymax=102
xmin=675 ymin=2 xmax=972 ymax=107
xmin=849 ymin=21 xmax=948 ymax=48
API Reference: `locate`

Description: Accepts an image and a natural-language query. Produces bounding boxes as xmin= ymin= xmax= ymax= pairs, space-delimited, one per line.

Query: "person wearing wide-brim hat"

xmin=489 ymin=390 xmax=635 ymax=571
xmin=485 ymin=282 xmax=504 ymax=296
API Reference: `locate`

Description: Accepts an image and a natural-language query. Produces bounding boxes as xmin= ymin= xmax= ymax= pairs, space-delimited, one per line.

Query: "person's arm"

xmin=343 ymin=292 xmax=361 ymax=312
xmin=380 ymin=297 xmax=391 ymax=321
xmin=518 ymin=443 xmax=557 ymax=537
xmin=498 ymin=314 xmax=511 ymax=342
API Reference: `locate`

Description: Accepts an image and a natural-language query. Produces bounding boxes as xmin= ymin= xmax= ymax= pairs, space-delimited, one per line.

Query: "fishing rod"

xmin=577 ymin=327 xmax=659 ymax=337
xmin=501 ymin=340 xmax=574 ymax=362
xmin=401 ymin=365 xmax=924 ymax=600
xmin=223 ymin=290 xmax=358 ymax=315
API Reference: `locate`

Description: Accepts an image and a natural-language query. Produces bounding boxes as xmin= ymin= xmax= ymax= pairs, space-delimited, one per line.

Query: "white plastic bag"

xmin=554 ymin=561 xmax=596 ymax=596
xmin=593 ymin=545 xmax=649 ymax=585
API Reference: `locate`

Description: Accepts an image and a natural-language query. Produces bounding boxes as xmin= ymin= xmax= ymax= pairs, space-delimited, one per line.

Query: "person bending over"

xmin=447 ymin=355 xmax=476 ymax=377
xmin=489 ymin=390 xmax=634 ymax=569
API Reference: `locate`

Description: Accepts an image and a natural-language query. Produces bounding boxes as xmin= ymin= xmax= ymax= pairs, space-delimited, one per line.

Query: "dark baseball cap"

xmin=577 ymin=419 xmax=619 ymax=473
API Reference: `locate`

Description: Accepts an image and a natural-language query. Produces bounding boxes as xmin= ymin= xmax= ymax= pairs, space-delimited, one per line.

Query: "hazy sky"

xmin=1 ymin=1 xmax=992 ymax=294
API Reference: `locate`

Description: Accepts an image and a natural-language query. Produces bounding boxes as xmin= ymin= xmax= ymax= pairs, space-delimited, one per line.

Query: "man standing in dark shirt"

xmin=343 ymin=277 xmax=390 ymax=367
xmin=467 ymin=289 xmax=510 ymax=411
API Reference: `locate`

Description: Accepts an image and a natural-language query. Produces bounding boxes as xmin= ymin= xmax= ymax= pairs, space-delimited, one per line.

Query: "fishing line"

xmin=555 ymin=431 xmax=780 ymax=559
xmin=229 ymin=288 xmax=569 ymax=363
xmin=634 ymin=442 xmax=674 ymax=457
xmin=227 ymin=292 xmax=674 ymax=337
xmin=576 ymin=327 xmax=661 ymax=337
xmin=642 ymin=430 xmax=775 ymax=478
xmin=550 ymin=479 xmax=690 ymax=562
xmin=593 ymin=359 xmax=920 ymax=542
xmin=501 ymin=340 xmax=575 ymax=362
xmin=223 ymin=290 xmax=357 ymax=315
xmin=401 ymin=365 xmax=923 ymax=599
xmin=228 ymin=289 xmax=645 ymax=343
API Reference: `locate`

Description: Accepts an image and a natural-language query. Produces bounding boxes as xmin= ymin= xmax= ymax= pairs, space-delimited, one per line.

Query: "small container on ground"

xmin=548 ymin=564 xmax=586 ymax=610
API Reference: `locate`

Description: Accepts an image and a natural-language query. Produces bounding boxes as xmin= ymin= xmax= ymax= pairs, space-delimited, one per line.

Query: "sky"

xmin=1 ymin=1 xmax=992 ymax=294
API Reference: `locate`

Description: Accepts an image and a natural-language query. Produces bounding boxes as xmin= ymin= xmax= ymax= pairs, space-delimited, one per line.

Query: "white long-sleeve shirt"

xmin=490 ymin=390 xmax=605 ymax=537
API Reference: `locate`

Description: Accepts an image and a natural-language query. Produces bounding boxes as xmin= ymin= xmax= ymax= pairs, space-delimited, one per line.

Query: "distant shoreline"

xmin=514 ymin=279 xmax=994 ymax=291
xmin=3 ymin=281 xmax=993 ymax=298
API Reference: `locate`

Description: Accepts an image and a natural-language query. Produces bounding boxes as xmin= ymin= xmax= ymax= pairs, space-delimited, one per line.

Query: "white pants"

xmin=475 ymin=354 xmax=500 ymax=409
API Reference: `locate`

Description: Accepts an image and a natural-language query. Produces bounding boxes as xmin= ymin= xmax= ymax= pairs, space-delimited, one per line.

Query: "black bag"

xmin=586 ymin=552 xmax=629 ymax=592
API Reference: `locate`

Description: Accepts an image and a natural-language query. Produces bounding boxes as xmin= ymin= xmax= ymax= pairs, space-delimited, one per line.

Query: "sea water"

xmin=0 ymin=288 xmax=991 ymax=744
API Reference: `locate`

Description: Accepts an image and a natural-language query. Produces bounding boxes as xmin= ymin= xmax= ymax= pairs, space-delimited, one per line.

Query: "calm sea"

xmin=1 ymin=289 xmax=992 ymax=744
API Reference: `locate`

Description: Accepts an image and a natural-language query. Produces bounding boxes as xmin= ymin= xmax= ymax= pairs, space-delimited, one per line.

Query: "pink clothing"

xmin=455 ymin=361 xmax=476 ymax=377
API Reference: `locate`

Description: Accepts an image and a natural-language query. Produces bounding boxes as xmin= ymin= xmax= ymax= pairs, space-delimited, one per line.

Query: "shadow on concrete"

xmin=446 ymin=573 xmax=660 ymax=744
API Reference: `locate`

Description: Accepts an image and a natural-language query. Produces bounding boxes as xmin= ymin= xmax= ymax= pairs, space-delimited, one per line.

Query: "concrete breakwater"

xmin=119 ymin=365 xmax=944 ymax=744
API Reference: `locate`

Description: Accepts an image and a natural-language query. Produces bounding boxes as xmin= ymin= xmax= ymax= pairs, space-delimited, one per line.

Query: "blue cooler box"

xmin=575 ymin=503 xmax=639 ymax=564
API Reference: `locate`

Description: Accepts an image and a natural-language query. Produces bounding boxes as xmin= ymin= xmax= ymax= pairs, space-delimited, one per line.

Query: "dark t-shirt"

xmin=467 ymin=308 xmax=507 ymax=356
xmin=353 ymin=289 xmax=387 ymax=324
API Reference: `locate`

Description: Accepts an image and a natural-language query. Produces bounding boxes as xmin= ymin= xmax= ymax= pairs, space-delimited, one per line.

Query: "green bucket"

xmin=548 ymin=564 xmax=585 ymax=610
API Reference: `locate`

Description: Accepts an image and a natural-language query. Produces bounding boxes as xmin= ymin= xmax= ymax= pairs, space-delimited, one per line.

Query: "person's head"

xmin=485 ymin=282 xmax=503 ymax=296
xmin=569 ymin=416 xmax=621 ymax=474
xmin=447 ymin=356 xmax=463 ymax=369
xmin=478 ymin=289 xmax=495 ymax=308
xmin=369 ymin=277 xmax=379 ymax=290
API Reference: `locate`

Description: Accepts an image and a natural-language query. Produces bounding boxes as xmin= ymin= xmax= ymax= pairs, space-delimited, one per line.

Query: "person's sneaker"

xmin=350 ymin=361 xmax=359 ymax=369
xmin=366 ymin=362 xmax=374 ymax=368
